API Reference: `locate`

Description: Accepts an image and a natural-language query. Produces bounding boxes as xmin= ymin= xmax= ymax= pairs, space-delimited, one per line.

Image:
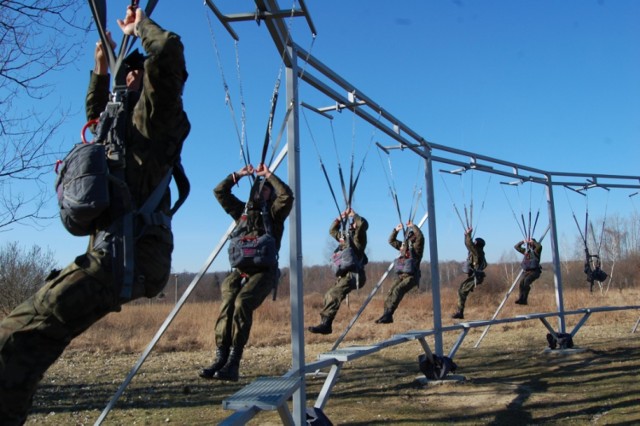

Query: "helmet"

xmin=252 ymin=177 xmax=275 ymax=203
xmin=123 ymin=49 xmax=146 ymax=72
xmin=474 ymin=237 xmax=485 ymax=248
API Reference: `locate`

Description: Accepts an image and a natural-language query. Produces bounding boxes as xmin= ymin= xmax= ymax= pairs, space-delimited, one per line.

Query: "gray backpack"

xmin=55 ymin=143 xmax=110 ymax=236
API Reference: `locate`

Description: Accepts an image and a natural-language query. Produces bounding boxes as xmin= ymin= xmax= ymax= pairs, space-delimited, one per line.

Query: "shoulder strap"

xmin=170 ymin=160 xmax=190 ymax=216
xmin=261 ymin=203 xmax=273 ymax=236
xmin=137 ymin=159 xmax=190 ymax=229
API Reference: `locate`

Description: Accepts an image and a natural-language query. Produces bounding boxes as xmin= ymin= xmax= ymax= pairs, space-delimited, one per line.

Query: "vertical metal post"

xmin=286 ymin=44 xmax=306 ymax=426
xmin=546 ymin=174 xmax=566 ymax=332
xmin=424 ymin=145 xmax=443 ymax=355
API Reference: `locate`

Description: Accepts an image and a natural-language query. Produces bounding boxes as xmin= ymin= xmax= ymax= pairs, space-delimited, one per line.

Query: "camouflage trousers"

xmin=215 ymin=267 xmax=278 ymax=350
xmin=518 ymin=268 xmax=542 ymax=301
xmin=319 ymin=270 xmax=367 ymax=321
xmin=0 ymin=229 xmax=172 ymax=424
xmin=456 ymin=271 xmax=485 ymax=312
xmin=384 ymin=273 xmax=419 ymax=313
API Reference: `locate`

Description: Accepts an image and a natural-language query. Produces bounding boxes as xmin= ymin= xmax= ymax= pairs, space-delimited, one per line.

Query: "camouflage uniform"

xmin=0 ymin=17 xmax=190 ymax=424
xmin=514 ymin=239 xmax=542 ymax=304
xmin=455 ymin=232 xmax=487 ymax=315
xmin=319 ymin=214 xmax=368 ymax=321
xmin=384 ymin=224 xmax=425 ymax=313
xmin=212 ymin=173 xmax=293 ymax=351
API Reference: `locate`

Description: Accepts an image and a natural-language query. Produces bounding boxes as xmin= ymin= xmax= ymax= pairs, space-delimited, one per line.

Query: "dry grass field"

xmin=23 ymin=286 xmax=640 ymax=425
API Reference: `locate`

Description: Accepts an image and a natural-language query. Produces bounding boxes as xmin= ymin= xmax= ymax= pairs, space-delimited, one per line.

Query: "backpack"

xmin=55 ymin=142 xmax=111 ymax=236
xmin=394 ymin=242 xmax=419 ymax=275
xmin=227 ymin=205 xmax=278 ymax=271
xmin=521 ymin=250 xmax=540 ymax=271
xmin=228 ymin=233 xmax=278 ymax=270
xmin=331 ymin=245 xmax=363 ymax=276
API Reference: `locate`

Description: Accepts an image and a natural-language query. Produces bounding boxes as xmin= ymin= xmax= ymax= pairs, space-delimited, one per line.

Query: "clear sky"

xmin=3 ymin=0 xmax=639 ymax=274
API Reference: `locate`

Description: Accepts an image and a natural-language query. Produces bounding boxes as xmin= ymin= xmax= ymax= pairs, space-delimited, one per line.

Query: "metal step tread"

xmin=222 ymin=376 xmax=301 ymax=411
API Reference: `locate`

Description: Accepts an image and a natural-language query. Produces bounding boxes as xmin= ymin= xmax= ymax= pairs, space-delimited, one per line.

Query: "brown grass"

xmin=70 ymin=286 xmax=640 ymax=353
xmin=22 ymin=286 xmax=640 ymax=425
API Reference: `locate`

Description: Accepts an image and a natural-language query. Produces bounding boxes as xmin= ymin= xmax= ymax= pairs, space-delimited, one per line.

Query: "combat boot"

xmin=451 ymin=309 xmax=464 ymax=319
xmin=308 ymin=316 xmax=333 ymax=334
xmin=199 ymin=346 xmax=230 ymax=379
xmin=515 ymin=296 xmax=527 ymax=305
xmin=515 ymin=288 xmax=529 ymax=305
xmin=213 ymin=347 xmax=243 ymax=382
xmin=375 ymin=309 xmax=394 ymax=324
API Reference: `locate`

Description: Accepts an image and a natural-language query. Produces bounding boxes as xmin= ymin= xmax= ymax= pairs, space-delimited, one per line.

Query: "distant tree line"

xmin=1 ymin=211 xmax=638 ymax=312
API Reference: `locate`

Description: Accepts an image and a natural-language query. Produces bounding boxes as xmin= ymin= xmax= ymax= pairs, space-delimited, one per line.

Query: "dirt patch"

xmin=23 ymin=321 xmax=640 ymax=425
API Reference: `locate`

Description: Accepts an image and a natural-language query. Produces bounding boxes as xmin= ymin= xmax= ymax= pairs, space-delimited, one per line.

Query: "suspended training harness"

xmin=500 ymin=179 xmax=547 ymax=272
xmin=205 ymin=2 xmax=313 ymax=299
xmin=302 ymin=102 xmax=373 ymax=282
xmin=565 ymin=185 xmax=610 ymax=293
xmin=55 ymin=0 xmax=189 ymax=300
xmin=439 ymin=165 xmax=492 ymax=240
xmin=204 ymin=0 xmax=309 ymax=179
xmin=227 ymin=181 xmax=279 ymax=271
xmin=376 ymin=142 xmax=425 ymax=280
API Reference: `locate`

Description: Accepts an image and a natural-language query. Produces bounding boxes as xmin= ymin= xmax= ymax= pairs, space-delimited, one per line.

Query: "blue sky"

xmin=3 ymin=0 xmax=639 ymax=273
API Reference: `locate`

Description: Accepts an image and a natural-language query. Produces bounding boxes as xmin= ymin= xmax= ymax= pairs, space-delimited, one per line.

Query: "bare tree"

xmin=0 ymin=0 xmax=90 ymax=229
xmin=0 ymin=241 xmax=57 ymax=315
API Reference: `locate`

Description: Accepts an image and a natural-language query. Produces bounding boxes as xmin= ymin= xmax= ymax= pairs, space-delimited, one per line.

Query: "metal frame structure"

xmin=97 ymin=2 xmax=640 ymax=425
xmin=205 ymin=2 xmax=640 ymax=424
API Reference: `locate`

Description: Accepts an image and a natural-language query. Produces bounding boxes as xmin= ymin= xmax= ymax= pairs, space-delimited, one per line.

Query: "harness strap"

xmin=170 ymin=161 xmax=190 ymax=215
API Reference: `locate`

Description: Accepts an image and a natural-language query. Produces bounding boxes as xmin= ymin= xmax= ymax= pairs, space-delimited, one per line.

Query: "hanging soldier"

xmin=452 ymin=227 xmax=487 ymax=320
xmin=308 ymin=208 xmax=368 ymax=335
xmin=375 ymin=221 xmax=424 ymax=324
xmin=199 ymin=164 xmax=293 ymax=382
xmin=514 ymin=238 xmax=542 ymax=305
xmin=0 ymin=5 xmax=190 ymax=423
xmin=584 ymin=252 xmax=608 ymax=293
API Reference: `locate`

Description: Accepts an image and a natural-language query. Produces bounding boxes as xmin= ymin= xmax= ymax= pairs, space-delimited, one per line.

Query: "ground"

xmin=24 ymin=321 xmax=640 ymax=425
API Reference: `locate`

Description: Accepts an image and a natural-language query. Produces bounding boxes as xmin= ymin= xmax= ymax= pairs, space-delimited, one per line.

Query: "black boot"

xmin=213 ymin=347 xmax=243 ymax=382
xmin=375 ymin=309 xmax=394 ymax=324
xmin=451 ymin=309 xmax=464 ymax=319
xmin=515 ymin=296 xmax=527 ymax=305
xmin=515 ymin=288 xmax=529 ymax=305
xmin=199 ymin=346 xmax=230 ymax=379
xmin=308 ymin=316 xmax=333 ymax=334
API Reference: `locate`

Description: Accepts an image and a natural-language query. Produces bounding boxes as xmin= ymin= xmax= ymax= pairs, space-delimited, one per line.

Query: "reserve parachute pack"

xmin=394 ymin=256 xmax=417 ymax=275
xmin=521 ymin=250 xmax=540 ymax=271
xmin=228 ymin=232 xmax=278 ymax=271
xmin=331 ymin=246 xmax=361 ymax=276
xmin=394 ymin=240 xmax=419 ymax=275
xmin=55 ymin=142 xmax=111 ymax=236
xmin=228 ymin=198 xmax=278 ymax=271
xmin=330 ymin=228 xmax=367 ymax=277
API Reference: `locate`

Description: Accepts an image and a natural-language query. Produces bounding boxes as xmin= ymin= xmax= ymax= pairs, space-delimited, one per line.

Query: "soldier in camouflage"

xmin=514 ymin=238 xmax=543 ymax=305
xmin=452 ymin=227 xmax=487 ymax=320
xmin=375 ymin=221 xmax=425 ymax=324
xmin=0 ymin=6 xmax=190 ymax=424
xmin=308 ymin=208 xmax=368 ymax=335
xmin=199 ymin=164 xmax=293 ymax=382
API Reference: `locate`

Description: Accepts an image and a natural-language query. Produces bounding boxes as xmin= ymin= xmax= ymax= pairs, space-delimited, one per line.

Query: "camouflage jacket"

xmin=85 ymin=17 xmax=190 ymax=218
xmin=330 ymin=214 xmax=368 ymax=261
xmin=389 ymin=224 xmax=424 ymax=264
xmin=514 ymin=239 xmax=542 ymax=259
xmin=214 ymin=174 xmax=294 ymax=251
xmin=465 ymin=232 xmax=486 ymax=270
